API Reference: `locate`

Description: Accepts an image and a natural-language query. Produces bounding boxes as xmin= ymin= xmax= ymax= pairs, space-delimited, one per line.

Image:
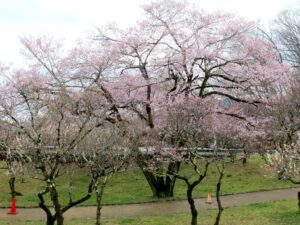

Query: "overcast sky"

xmin=0 ymin=0 xmax=298 ymax=64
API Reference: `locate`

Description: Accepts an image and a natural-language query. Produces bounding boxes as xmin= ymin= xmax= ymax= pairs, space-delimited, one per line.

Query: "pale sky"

xmin=0 ymin=0 xmax=298 ymax=64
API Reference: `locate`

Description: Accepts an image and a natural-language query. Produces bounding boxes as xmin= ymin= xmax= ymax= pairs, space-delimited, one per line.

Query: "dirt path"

xmin=1 ymin=187 xmax=299 ymax=222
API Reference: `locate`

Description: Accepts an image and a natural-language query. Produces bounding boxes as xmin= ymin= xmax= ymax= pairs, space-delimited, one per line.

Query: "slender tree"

xmin=78 ymin=125 xmax=131 ymax=225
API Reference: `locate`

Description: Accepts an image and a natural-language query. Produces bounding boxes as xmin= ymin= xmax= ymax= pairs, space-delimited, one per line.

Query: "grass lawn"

xmin=2 ymin=200 xmax=300 ymax=225
xmin=0 ymin=156 xmax=298 ymax=207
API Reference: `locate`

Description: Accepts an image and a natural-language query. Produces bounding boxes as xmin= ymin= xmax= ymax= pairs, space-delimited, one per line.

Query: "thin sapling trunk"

xmin=95 ymin=175 xmax=109 ymax=225
xmin=214 ymin=162 xmax=225 ymax=225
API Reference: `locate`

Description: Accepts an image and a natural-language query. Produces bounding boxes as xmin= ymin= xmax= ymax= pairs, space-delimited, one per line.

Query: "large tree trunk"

xmin=140 ymin=161 xmax=180 ymax=197
xmin=165 ymin=161 xmax=181 ymax=197
xmin=187 ymin=186 xmax=198 ymax=225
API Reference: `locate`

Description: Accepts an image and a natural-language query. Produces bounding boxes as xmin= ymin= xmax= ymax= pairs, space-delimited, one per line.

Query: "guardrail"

xmin=139 ymin=147 xmax=244 ymax=158
xmin=0 ymin=146 xmax=244 ymax=162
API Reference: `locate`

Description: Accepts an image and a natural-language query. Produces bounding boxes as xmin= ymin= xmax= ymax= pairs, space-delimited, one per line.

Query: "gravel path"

xmin=0 ymin=187 xmax=299 ymax=222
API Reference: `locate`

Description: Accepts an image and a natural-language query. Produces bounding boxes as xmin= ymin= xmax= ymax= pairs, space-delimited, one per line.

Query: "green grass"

xmin=106 ymin=200 xmax=300 ymax=225
xmin=2 ymin=200 xmax=300 ymax=224
xmin=0 ymin=156 xmax=298 ymax=207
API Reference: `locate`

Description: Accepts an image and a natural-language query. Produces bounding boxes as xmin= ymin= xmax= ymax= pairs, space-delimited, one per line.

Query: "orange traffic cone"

xmin=8 ymin=197 xmax=17 ymax=215
xmin=206 ymin=189 xmax=212 ymax=204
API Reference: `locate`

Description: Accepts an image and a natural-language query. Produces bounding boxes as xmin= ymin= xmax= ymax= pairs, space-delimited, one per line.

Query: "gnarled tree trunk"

xmin=9 ymin=176 xmax=22 ymax=198
xmin=38 ymin=177 xmax=95 ymax=225
xmin=187 ymin=186 xmax=198 ymax=225
xmin=140 ymin=161 xmax=180 ymax=197
xmin=176 ymin=161 xmax=209 ymax=225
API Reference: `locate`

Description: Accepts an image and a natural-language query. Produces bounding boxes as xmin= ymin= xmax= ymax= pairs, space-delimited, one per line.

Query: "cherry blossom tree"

xmin=134 ymin=97 xmax=251 ymax=225
xmin=0 ymin=2 xmax=290 ymax=225
xmin=95 ymin=0 xmax=288 ymax=198
xmin=160 ymin=99 xmax=213 ymax=225
xmin=0 ymin=36 xmax=123 ymax=225
xmin=157 ymin=98 xmax=253 ymax=225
